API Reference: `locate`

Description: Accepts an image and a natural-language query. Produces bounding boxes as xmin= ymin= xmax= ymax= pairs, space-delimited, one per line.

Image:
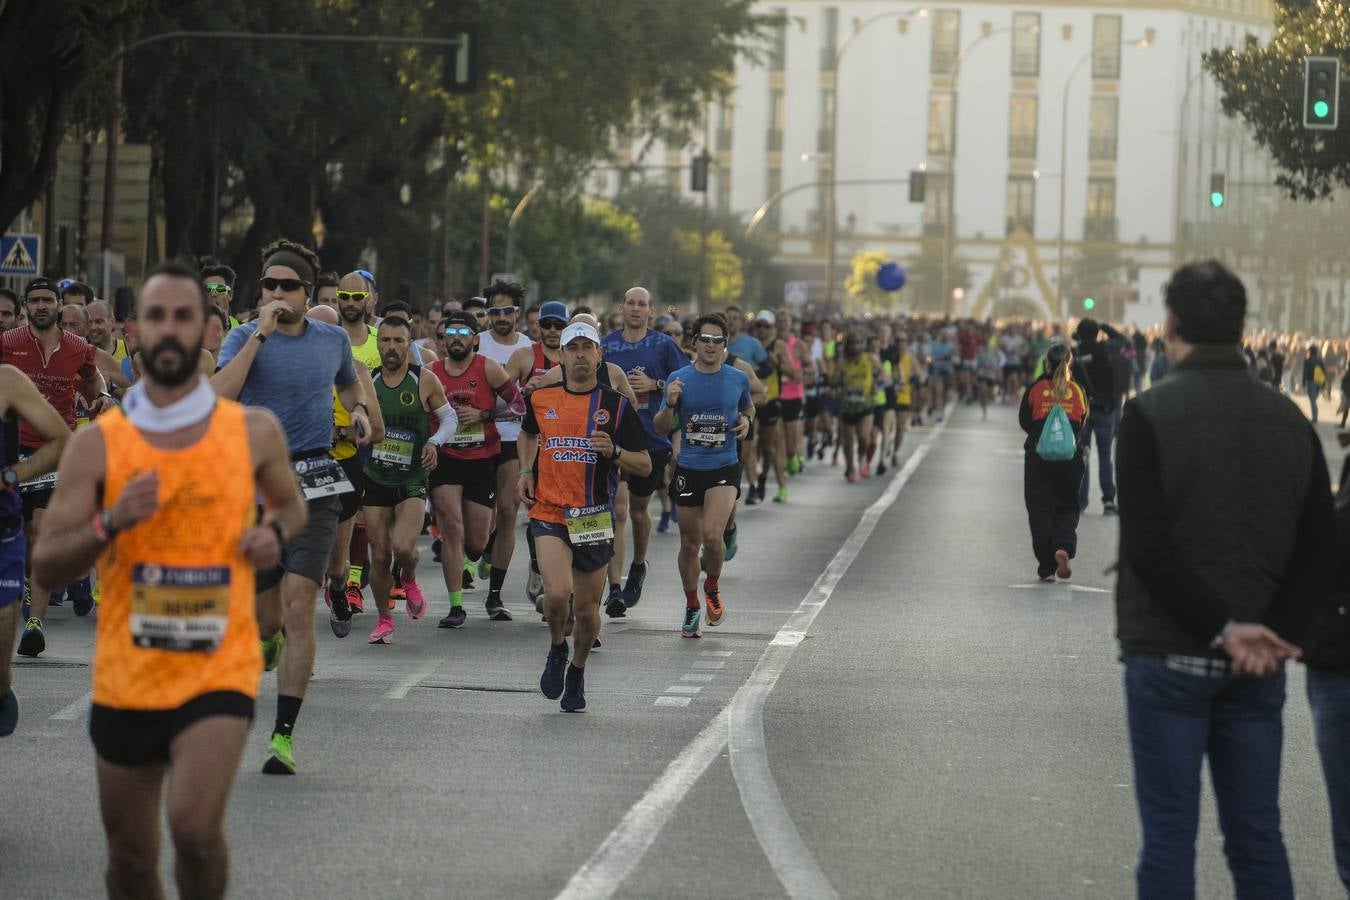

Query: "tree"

xmin=1203 ymin=2 xmax=1350 ymax=201
xmin=844 ymin=249 xmax=897 ymax=312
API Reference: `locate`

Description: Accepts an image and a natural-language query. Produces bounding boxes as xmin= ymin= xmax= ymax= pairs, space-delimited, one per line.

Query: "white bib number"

xmin=293 ymin=455 xmax=354 ymax=500
xmin=373 ymin=427 xmax=416 ymax=468
xmin=565 ymin=504 xmax=615 ymax=546
xmin=444 ymin=419 xmax=486 ymax=448
xmin=130 ymin=564 xmax=230 ymax=653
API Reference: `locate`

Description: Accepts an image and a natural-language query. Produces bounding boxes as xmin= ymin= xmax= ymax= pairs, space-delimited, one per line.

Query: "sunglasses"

xmin=336 ymin=290 xmax=370 ymax=302
xmin=487 ymin=306 xmax=517 ymax=317
xmin=539 ymin=320 xmax=566 ymax=331
xmin=260 ymin=277 xmax=309 ymax=293
xmin=695 ymin=333 xmax=727 ymax=345
xmin=205 ymin=283 xmax=232 ymax=295
xmin=444 ymin=326 xmax=475 ymax=337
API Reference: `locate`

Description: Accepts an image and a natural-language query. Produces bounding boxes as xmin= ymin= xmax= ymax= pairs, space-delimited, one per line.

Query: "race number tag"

xmin=684 ymin=415 xmax=728 ymax=448
xmin=635 ymin=392 xmax=651 ymax=411
xmin=444 ymin=419 xmax=485 ymax=448
xmin=845 ymin=387 xmax=868 ymax=412
xmin=293 ymin=455 xmax=354 ymax=500
xmin=373 ymin=427 xmax=416 ymax=469
xmin=17 ymin=449 xmax=57 ymax=493
xmin=565 ymin=504 xmax=615 ymax=546
xmin=130 ymin=563 xmax=230 ymax=652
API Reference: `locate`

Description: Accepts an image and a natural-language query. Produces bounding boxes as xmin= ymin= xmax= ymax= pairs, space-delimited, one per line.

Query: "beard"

xmin=381 ymin=349 xmax=406 ymax=370
xmin=340 ymin=304 xmax=366 ymax=323
xmin=492 ymin=318 xmax=515 ymax=336
xmin=144 ymin=337 xmax=203 ymax=387
xmin=27 ymin=308 xmax=56 ymax=330
xmin=446 ymin=342 xmax=470 ymax=361
xmin=566 ymin=360 xmax=592 ymax=382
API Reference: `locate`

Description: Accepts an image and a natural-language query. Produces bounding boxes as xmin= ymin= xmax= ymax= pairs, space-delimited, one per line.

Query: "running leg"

xmin=165 ymin=715 xmax=250 ymax=900
xmin=97 ymin=756 xmax=167 ymax=900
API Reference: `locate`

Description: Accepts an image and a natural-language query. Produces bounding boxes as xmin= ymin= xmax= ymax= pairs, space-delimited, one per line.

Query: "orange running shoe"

xmin=345 ymin=581 xmax=365 ymax=615
xmin=705 ymin=589 xmax=725 ymax=627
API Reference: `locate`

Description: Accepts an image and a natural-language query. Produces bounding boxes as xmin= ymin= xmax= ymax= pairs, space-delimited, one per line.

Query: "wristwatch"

xmin=611 ymin=445 xmax=622 ymax=461
xmin=1 ymin=469 xmax=17 ymax=491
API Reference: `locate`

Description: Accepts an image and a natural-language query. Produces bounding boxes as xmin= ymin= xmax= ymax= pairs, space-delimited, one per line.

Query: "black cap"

xmin=23 ymin=277 xmax=59 ymax=299
xmin=444 ymin=310 xmax=477 ymax=330
xmin=462 ymin=296 xmax=487 ymax=310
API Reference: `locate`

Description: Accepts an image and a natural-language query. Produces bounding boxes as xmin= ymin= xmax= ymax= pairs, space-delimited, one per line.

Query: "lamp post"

xmin=749 ymin=177 xmax=911 ymax=241
xmin=940 ymin=21 xmax=1042 ymax=318
xmin=823 ymin=7 xmax=928 ymax=307
xmin=1054 ymin=31 xmax=1153 ymax=318
xmin=1170 ymin=68 xmax=1208 ymax=269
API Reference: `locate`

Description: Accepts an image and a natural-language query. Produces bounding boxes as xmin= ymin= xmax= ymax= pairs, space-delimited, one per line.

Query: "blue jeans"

xmin=1079 ymin=407 xmax=1118 ymax=509
xmin=1123 ymin=655 xmax=1293 ymax=900
xmin=1307 ymin=668 xmax=1350 ymax=892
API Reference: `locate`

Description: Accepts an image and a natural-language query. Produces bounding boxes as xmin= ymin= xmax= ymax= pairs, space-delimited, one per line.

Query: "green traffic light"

xmin=1082 ymin=298 xmax=1096 ymax=311
xmin=1210 ymin=191 xmax=1225 ymax=208
xmin=1315 ymin=99 xmax=1331 ymax=118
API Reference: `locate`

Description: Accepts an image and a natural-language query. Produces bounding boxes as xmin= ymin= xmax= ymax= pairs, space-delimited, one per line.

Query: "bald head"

xmin=620 ymin=286 xmax=652 ymax=332
xmin=624 ymin=287 xmax=650 ymax=304
xmin=570 ymin=312 xmax=600 ymax=329
xmin=60 ymin=303 xmax=90 ymax=338
xmin=306 ymin=304 xmax=339 ymax=325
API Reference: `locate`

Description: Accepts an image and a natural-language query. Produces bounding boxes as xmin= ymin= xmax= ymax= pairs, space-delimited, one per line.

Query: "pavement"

xmin=1 ymin=397 xmax=1344 ymax=899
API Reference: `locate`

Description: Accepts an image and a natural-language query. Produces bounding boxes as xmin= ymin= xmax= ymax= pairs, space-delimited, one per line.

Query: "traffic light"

xmin=1210 ymin=173 xmax=1226 ymax=209
xmin=1082 ymin=297 xmax=1096 ymax=312
xmin=909 ymin=170 xmax=926 ymax=203
xmin=1304 ymin=56 xmax=1340 ymax=130
xmin=690 ymin=152 xmax=710 ymax=193
xmin=442 ymin=25 xmax=478 ymax=94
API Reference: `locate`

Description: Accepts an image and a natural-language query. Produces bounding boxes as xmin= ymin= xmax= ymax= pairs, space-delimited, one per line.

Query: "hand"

xmin=238 ymin=525 xmax=281 ymax=570
xmin=524 ymin=374 xmax=548 ymax=394
xmin=452 ymin=403 xmax=481 ymax=425
xmin=108 ymin=471 xmax=159 ymax=532
xmin=589 ymin=429 xmax=615 ymax=459
xmin=516 ymin=471 xmax=536 ymax=506
xmin=627 ymin=370 xmax=656 ymax=393
xmin=349 ymin=409 xmax=372 ymax=445
xmin=733 ymin=415 xmax=750 ymax=440
xmin=666 ymin=378 xmax=683 ymax=406
xmin=1221 ymin=623 xmax=1301 ymax=677
xmin=89 ymin=395 xmax=116 ymax=416
xmin=255 ymin=300 xmax=287 ymax=338
xmin=421 ymin=443 xmax=439 ymax=471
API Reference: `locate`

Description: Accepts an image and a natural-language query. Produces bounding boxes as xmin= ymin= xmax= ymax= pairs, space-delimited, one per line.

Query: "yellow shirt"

xmin=332 ymin=325 xmax=380 ymax=460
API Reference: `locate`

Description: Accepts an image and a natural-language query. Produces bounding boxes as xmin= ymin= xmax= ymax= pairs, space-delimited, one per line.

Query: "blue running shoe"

xmin=723 ymin=525 xmax=738 ymax=562
xmin=0 ymin=688 xmax=17 ymax=736
xmin=70 ymin=576 xmax=94 ymax=617
xmin=681 ymin=607 xmax=702 ymax=639
xmin=48 ymin=585 xmax=64 ymax=607
xmin=540 ymin=644 xmax=568 ymax=699
xmin=561 ymin=665 xmax=586 ymax=712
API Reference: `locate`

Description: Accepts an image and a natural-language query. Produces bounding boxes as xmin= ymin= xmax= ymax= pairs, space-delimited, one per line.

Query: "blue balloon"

xmin=876 ymin=261 xmax=906 ymax=292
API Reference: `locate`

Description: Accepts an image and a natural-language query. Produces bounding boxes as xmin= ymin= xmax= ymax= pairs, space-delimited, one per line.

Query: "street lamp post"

xmin=1171 ymin=69 xmax=1208 ymax=269
xmin=824 ymin=7 xmax=927 ymax=307
xmin=748 ymin=177 xmax=911 ymax=241
xmin=1054 ymin=32 xmax=1153 ymax=319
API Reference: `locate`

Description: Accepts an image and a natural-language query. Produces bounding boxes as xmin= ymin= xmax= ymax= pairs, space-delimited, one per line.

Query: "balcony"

xmin=766 ymin=128 xmax=783 ymax=152
xmin=1083 ymin=217 xmax=1118 ymax=241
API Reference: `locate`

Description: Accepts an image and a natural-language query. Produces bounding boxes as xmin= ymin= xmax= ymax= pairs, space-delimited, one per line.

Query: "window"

xmin=923 ymin=173 xmax=951 ymax=236
xmin=769 ymin=12 xmax=787 ymax=71
xmin=1089 ymin=95 xmax=1118 ymax=160
xmin=1006 ymin=175 xmax=1036 ymax=235
xmin=931 ymin=10 xmax=960 ymax=74
xmin=1085 ymin=177 xmax=1116 ymax=239
xmin=765 ymin=167 xmax=783 ymax=231
xmin=767 ymin=88 xmax=784 ymax=152
xmin=1008 ymin=94 xmax=1038 ymax=159
xmin=1011 ymin=13 xmax=1041 ymax=76
xmin=821 ymin=7 xmax=839 ymax=71
xmin=1092 ymin=15 xmax=1122 ymax=79
xmin=927 ymin=92 xmax=954 ymax=156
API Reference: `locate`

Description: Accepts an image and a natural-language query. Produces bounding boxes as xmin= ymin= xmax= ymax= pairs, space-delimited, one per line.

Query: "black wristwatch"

xmin=611 ymin=445 xmax=622 ymax=461
xmin=253 ymin=330 xmax=268 ymax=343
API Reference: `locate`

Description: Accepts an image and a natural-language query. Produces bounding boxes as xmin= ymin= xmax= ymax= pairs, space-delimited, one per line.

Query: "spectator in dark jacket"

xmin=1072 ymin=318 xmax=1121 ymax=514
xmin=1115 ymin=260 xmax=1334 ymax=899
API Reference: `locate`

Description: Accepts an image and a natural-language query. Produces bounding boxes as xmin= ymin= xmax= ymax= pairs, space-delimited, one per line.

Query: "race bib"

xmin=373 ymin=427 xmax=416 ymax=469
xmin=685 ymin=416 xmax=728 ymax=448
xmin=635 ymin=392 xmax=651 ymax=411
xmin=444 ymin=419 xmax=486 ymax=448
xmin=18 ymin=470 xmax=57 ymax=494
xmin=565 ymin=504 xmax=614 ymax=546
xmin=130 ymin=563 xmax=230 ymax=653
xmin=845 ymin=388 xmax=868 ymax=412
xmin=293 ymin=455 xmax=354 ymax=500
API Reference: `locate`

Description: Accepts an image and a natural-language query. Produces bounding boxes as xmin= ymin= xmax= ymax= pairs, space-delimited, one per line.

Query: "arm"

xmin=196 ymin=348 xmax=215 ymax=378
xmin=244 ymin=409 xmax=308 ymax=563
xmin=733 ymin=359 xmax=767 ymax=405
xmin=80 ymin=367 xmax=109 ymax=408
xmin=652 ymin=379 xmax=681 ymax=435
xmin=517 ymin=428 xmax=539 ymax=505
xmin=420 ymin=369 xmax=459 ymax=448
xmin=1266 ymin=432 xmax=1336 ymax=642
xmin=211 ymin=326 xmax=265 ymax=400
xmin=96 ymin=348 xmax=132 ymax=393
xmin=31 ymin=427 xmax=109 ymax=583
xmin=336 ymin=374 xmax=377 ymax=445
xmin=613 ymin=403 xmax=651 ymax=477
xmin=775 ymin=341 xmax=798 ymax=383
xmin=1 ymin=366 xmax=70 ymax=481
xmin=605 ymin=364 xmax=641 ymax=407
xmin=350 ymin=364 xmax=385 ymax=445
xmin=487 ymin=361 xmax=526 ymax=420
xmin=506 ymin=345 xmax=534 ymax=383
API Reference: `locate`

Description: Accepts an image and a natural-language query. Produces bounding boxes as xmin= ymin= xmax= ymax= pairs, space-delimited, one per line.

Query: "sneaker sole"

xmin=706 ymin=611 xmax=724 ymax=627
xmin=368 ymin=634 xmax=392 ymax=644
xmin=487 ymin=610 xmax=513 ymax=621
xmin=261 ymin=756 xmax=296 ymax=775
xmin=605 ymin=600 xmax=627 ymax=618
xmin=681 ymin=631 xmax=702 ymax=639
xmin=438 ymin=616 xmax=467 ymax=629
xmin=561 ymin=699 xmax=587 ymax=713
xmin=17 ymin=633 xmax=44 ymax=658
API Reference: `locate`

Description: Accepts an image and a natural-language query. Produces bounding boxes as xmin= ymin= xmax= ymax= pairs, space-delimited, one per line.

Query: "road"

xmin=2 ymin=398 xmax=1343 ymax=898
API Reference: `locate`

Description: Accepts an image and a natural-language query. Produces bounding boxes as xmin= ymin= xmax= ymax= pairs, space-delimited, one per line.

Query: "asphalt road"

xmin=2 ymin=398 xmax=1344 ymax=899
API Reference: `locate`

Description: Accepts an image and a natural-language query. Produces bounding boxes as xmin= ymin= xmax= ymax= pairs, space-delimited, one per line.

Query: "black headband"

xmin=262 ymin=250 xmax=315 ymax=285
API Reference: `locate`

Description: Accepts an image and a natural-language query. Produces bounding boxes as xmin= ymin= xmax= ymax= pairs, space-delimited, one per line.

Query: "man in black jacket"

xmin=1115 ymin=260 xmax=1334 ymax=899
xmin=1073 ymin=318 xmax=1121 ymax=514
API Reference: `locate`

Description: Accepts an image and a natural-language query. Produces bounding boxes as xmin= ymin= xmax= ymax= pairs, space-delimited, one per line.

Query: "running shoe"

xmin=1038 ymin=575 xmax=1056 ymax=583
xmin=0 ymin=688 xmax=17 ymax=737
xmin=1055 ymin=549 xmax=1073 ymax=580
xmin=605 ymin=583 xmax=627 ymax=618
xmin=16 ymin=618 xmax=44 ymax=658
xmin=657 ymin=511 xmax=671 ymax=533
xmin=438 ymin=605 xmax=467 ymax=629
xmin=774 ymin=486 xmax=788 ymax=503
xmin=527 ymin=567 xmax=544 ymax=614
xmin=329 ymin=610 xmax=352 ymax=639
xmin=485 ymin=597 xmax=513 ymax=621
xmin=326 ymin=582 xmax=350 ymax=618
xmin=622 ymin=560 xmax=648 ymax=609
xmin=389 ymin=584 xmax=406 ymax=612
xmin=477 ymin=557 xmax=492 ymax=581
xmin=70 ymin=576 xmax=94 ymax=617
xmin=540 ymin=644 xmax=569 ymax=699
xmin=877 ymin=461 xmax=888 ymax=476
xmin=745 ymin=489 xmax=759 ymax=506
xmin=404 ymin=577 xmax=427 ymax=620
xmin=262 ymin=733 xmax=296 ymax=775
xmin=368 ymin=617 xmax=394 ymax=644
xmin=787 ymin=455 xmax=801 ymax=476
xmin=345 ymin=582 xmax=364 ymax=615
xmin=860 ymin=463 xmax=871 ymax=478
xmin=846 ymin=469 xmax=859 ymax=484
xmin=1103 ymin=501 xmax=1119 ymax=516
xmin=561 ymin=665 xmax=586 ymax=713
xmin=705 ymin=589 xmax=725 ymax=627
xmin=261 ymin=631 xmax=285 ymax=671
xmin=431 ymin=538 xmax=442 ymax=562
xmin=681 ymin=607 xmax=702 ymax=639
xmin=48 ymin=585 xmax=64 ymax=606
xmin=724 ymin=525 xmax=738 ymax=562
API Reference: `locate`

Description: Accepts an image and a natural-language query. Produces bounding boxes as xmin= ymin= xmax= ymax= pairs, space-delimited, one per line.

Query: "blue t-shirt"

xmin=217 ymin=320 xmax=357 ymax=454
xmin=599 ymin=329 xmax=689 ymax=450
xmin=728 ymin=334 xmax=768 ymax=370
xmin=661 ymin=363 xmax=751 ymax=470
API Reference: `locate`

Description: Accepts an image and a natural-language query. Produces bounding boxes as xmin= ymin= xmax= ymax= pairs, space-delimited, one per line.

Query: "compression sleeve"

xmin=428 ymin=403 xmax=460 ymax=446
xmin=490 ymin=378 xmax=525 ymax=420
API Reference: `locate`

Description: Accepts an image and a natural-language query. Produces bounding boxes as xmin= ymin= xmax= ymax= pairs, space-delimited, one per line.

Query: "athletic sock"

xmin=449 ymin=589 xmax=463 ymax=609
xmin=684 ymin=589 xmax=700 ymax=610
xmin=704 ymin=577 xmax=719 ymax=595
xmin=487 ymin=566 xmax=508 ymax=603
xmin=274 ymin=695 xmax=303 ymax=738
xmin=347 ymin=525 xmax=368 ymax=585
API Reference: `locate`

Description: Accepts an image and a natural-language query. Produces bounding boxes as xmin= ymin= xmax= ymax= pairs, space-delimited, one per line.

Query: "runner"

xmin=726 ymin=305 xmax=767 ymax=501
xmin=775 ymin=309 xmax=810 ymax=476
xmin=474 ymin=281 xmax=534 ymax=614
xmin=599 ymin=287 xmax=687 ymax=612
xmin=519 ymin=320 xmax=651 ymax=711
xmin=212 ymin=239 xmax=372 ymax=775
xmin=63 ymin=303 xmax=131 ymax=397
xmin=363 ymin=315 xmax=458 ymax=643
xmin=0 ymin=367 xmax=70 ymax=736
xmin=4 ymin=276 xmax=112 ymax=656
xmin=200 ymin=262 xmax=241 ymax=330
xmin=834 ymin=332 xmax=875 ymax=483
xmin=653 ymin=314 xmax=752 ymax=638
xmin=427 ymin=310 xmax=524 ymax=626
xmin=32 ymin=260 xmax=307 ymax=898
xmin=0 ymin=289 xmax=18 ymax=331
xmin=753 ymin=310 xmax=794 ymax=502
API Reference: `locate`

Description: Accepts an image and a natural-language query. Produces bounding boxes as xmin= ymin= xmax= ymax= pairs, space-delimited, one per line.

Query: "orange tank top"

xmin=93 ymin=400 xmax=262 ymax=710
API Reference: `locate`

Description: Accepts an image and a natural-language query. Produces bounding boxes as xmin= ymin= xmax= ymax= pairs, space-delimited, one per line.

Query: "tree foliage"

xmin=1203 ymin=1 xmax=1350 ymax=201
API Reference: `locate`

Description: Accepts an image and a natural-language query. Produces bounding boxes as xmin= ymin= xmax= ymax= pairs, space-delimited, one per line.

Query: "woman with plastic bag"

xmin=1019 ymin=341 xmax=1089 ymax=582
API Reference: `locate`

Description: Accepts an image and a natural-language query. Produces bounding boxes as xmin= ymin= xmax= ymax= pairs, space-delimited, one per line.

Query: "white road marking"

xmin=557 ymin=414 xmax=947 ymax=900
xmin=691 ymin=660 xmax=726 ymax=670
xmin=1008 ymin=583 xmax=1112 ymax=594
xmin=700 ymin=650 xmax=733 ymax=657
xmin=664 ymin=685 xmax=702 ymax=695
xmin=680 ymin=674 xmax=715 ymax=683
xmin=385 ymin=658 xmax=441 ymax=699
xmin=654 ymin=696 xmax=692 ymax=708
xmin=51 ymin=692 xmax=92 ymax=721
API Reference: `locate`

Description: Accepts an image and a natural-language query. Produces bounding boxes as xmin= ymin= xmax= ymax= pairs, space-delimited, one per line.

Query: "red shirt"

xmin=532 ymin=343 xmax=556 ymax=379
xmin=429 ymin=354 xmax=500 ymax=460
xmin=1 ymin=325 xmax=96 ymax=446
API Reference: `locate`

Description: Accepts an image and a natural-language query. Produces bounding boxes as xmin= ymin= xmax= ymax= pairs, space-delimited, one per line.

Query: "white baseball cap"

xmin=560 ymin=321 xmax=600 ymax=347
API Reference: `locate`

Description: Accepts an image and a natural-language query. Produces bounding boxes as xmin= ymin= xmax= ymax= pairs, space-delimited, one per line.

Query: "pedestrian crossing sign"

xmin=0 ymin=234 xmax=40 ymax=277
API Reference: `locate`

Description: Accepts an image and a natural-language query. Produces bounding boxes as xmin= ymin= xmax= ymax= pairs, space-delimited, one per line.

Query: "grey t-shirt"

xmin=217 ymin=319 xmax=356 ymax=454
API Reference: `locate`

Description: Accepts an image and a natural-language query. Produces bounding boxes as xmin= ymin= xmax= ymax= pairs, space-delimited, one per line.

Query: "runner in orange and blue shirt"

xmin=518 ymin=321 xmax=650 ymax=713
